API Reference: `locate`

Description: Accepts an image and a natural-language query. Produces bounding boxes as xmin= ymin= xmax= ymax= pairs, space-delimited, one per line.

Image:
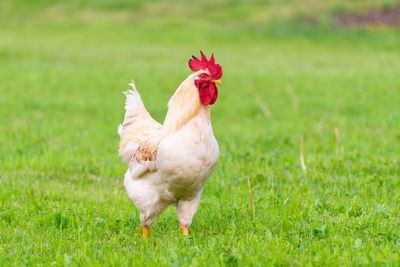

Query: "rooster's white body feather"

xmin=118 ymin=72 xmax=219 ymax=228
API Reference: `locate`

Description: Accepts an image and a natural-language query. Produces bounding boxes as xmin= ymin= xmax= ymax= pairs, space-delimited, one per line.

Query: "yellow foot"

xmin=142 ymin=226 xmax=150 ymax=239
xmin=180 ymin=224 xmax=189 ymax=236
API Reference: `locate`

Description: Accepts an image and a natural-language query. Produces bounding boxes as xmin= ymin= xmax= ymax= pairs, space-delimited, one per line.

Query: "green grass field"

xmin=1 ymin=1 xmax=400 ymax=265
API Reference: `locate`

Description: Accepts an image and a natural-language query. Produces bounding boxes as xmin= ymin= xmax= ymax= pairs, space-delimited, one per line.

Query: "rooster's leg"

xmin=139 ymin=202 xmax=169 ymax=239
xmin=176 ymin=191 xmax=203 ymax=236
xmin=179 ymin=223 xmax=189 ymax=236
xmin=142 ymin=225 xmax=150 ymax=238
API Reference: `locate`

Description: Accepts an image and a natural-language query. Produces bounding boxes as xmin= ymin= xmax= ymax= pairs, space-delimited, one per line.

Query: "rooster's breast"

xmin=156 ymin=117 xmax=219 ymax=197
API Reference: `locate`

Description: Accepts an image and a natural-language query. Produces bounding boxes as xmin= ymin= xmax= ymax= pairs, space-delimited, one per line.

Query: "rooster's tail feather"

xmin=118 ymin=80 xmax=145 ymax=136
xmin=118 ymin=79 xmax=162 ymax=165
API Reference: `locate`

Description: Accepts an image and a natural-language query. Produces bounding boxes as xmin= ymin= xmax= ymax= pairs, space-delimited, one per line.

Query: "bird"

xmin=118 ymin=51 xmax=222 ymax=238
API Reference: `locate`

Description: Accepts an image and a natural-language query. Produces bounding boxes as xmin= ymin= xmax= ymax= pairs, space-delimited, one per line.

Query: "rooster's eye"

xmin=200 ymin=73 xmax=208 ymax=79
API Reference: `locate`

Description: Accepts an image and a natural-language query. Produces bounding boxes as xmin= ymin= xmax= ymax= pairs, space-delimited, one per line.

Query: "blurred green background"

xmin=1 ymin=0 xmax=400 ymax=266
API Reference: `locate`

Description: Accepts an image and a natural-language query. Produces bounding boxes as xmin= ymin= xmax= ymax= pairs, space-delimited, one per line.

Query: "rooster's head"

xmin=188 ymin=51 xmax=222 ymax=106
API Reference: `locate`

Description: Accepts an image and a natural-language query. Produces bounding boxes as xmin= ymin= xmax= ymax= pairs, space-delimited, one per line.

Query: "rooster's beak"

xmin=211 ymin=79 xmax=222 ymax=85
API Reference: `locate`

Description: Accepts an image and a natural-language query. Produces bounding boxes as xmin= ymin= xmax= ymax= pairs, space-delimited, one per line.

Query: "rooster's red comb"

xmin=188 ymin=51 xmax=222 ymax=79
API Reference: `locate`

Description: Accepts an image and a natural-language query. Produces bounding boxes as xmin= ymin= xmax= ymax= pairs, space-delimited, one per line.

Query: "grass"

xmin=1 ymin=1 xmax=400 ymax=266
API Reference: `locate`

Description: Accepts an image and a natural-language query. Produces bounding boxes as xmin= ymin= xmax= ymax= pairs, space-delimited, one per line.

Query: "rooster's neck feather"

xmin=163 ymin=74 xmax=209 ymax=134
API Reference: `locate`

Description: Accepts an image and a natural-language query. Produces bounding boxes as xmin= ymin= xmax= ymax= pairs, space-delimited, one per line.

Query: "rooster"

xmin=118 ymin=52 xmax=222 ymax=238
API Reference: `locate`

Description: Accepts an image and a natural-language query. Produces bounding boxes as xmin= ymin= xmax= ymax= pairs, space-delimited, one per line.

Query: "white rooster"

xmin=118 ymin=52 xmax=222 ymax=237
